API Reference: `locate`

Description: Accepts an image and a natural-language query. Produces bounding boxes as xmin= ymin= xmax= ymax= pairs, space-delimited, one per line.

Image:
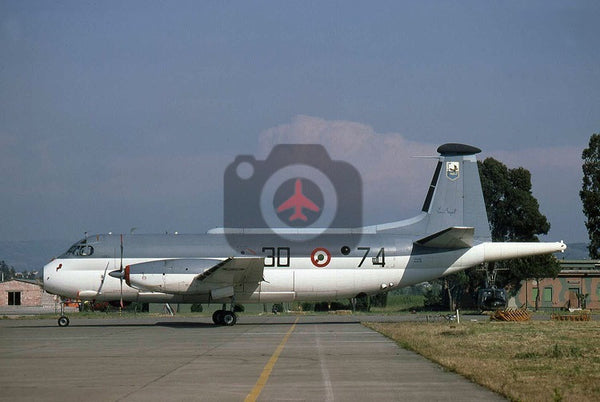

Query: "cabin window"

xmin=8 ymin=291 xmax=21 ymax=306
xmin=66 ymin=243 xmax=94 ymax=257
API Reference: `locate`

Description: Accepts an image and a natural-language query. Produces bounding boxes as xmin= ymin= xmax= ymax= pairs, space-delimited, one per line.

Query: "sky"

xmin=1 ymin=1 xmax=599 ymax=245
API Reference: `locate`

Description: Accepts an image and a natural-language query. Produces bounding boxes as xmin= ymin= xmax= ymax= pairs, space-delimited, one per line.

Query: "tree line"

xmin=0 ymin=260 xmax=39 ymax=281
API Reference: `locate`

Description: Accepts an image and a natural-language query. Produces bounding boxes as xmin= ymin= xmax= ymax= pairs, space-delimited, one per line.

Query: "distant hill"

xmin=0 ymin=239 xmax=72 ymax=272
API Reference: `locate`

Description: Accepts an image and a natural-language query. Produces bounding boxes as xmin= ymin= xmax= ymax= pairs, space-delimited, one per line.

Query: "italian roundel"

xmin=311 ymin=247 xmax=331 ymax=268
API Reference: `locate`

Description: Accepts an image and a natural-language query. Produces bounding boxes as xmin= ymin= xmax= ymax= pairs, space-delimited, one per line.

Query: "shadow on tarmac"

xmin=6 ymin=317 xmax=371 ymax=329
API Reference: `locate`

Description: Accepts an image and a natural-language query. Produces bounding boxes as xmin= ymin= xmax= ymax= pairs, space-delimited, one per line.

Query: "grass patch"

xmin=365 ymin=320 xmax=600 ymax=401
xmin=370 ymin=294 xmax=425 ymax=313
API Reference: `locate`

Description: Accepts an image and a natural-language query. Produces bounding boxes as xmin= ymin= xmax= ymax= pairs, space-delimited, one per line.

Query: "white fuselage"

xmin=42 ymin=237 xmax=566 ymax=304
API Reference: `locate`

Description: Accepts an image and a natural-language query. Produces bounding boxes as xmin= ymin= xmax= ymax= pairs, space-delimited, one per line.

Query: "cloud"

xmin=259 ymin=115 xmax=437 ymax=224
xmin=258 ymin=115 xmax=585 ymax=240
xmin=0 ymin=114 xmax=585 ymax=241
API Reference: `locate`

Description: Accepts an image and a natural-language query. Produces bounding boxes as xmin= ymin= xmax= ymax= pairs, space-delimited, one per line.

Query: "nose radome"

xmin=42 ymin=260 xmax=63 ymax=293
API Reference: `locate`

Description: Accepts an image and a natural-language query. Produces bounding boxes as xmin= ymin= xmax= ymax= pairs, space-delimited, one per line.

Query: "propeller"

xmin=96 ymin=261 xmax=111 ymax=295
xmin=108 ymin=234 xmax=125 ymax=308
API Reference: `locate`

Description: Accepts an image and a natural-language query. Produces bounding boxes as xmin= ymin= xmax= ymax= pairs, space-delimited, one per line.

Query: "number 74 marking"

xmin=357 ymin=247 xmax=385 ymax=267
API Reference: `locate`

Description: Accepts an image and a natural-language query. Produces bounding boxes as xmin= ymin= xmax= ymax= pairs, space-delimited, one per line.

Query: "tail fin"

xmin=422 ymin=144 xmax=491 ymax=240
xmin=375 ymin=143 xmax=491 ymax=241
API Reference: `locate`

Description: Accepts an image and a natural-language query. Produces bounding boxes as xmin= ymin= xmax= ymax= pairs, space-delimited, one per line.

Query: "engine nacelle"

xmin=124 ymin=258 xmax=225 ymax=294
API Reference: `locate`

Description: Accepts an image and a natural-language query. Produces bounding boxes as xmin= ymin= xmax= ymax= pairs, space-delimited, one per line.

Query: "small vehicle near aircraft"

xmin=477 ymin=287 xmax=508 ymax=311
xmin=43 ymin=143 xmax=566 ymax=326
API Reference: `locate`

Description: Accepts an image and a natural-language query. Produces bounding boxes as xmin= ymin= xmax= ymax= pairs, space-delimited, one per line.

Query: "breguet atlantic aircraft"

xmin=43 ymin=143 xmax=566 ymax=327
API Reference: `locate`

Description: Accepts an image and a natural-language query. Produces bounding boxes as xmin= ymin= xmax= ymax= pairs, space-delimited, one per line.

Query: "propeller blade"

xmin=119 ymin=234 xmax=124 ymax=308
xmin=97 ymin=261 xmax=110 ymax=294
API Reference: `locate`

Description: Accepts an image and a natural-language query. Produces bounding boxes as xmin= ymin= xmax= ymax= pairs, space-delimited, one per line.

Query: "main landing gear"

xmin=212 ymin=302 xmax=237 ymax=326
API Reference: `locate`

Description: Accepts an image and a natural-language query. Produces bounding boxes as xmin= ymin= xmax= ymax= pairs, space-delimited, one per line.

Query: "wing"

xmin=195 ymin=257 xmax=264 ymax=284
xmin=125 ymin=257 xmax=265 ymax=297
xmin=415 ymin=227 xmax=474 ymax=249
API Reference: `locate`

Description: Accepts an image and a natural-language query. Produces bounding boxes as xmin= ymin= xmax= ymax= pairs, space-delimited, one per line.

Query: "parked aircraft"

xmin=43 ymin=143 xmax=566 ymax=326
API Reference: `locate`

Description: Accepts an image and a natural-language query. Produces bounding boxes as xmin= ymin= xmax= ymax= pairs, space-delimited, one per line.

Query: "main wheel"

xmin=212 ymin=310 xmax=225 ymax=325
xmin=58 ymin=316 xmax=70 ymax=327
xmin=222 ymin=311 xmax=237 ymax=326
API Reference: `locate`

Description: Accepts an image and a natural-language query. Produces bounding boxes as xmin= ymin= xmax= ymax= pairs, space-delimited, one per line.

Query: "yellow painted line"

xmin=245 ymin=317 xmax=299 ymax=402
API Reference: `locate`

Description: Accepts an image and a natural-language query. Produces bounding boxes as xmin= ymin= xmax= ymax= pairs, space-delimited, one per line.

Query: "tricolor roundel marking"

xmin=311 ymin=247 xmax=331 ymax=268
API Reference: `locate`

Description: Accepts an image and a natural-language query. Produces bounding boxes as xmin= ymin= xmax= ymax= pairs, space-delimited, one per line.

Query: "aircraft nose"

xmin=43 ymin=259 xmax=63 ymax=294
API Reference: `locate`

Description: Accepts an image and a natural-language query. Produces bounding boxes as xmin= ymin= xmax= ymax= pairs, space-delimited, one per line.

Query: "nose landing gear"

xmin=57 ymin=298 xmax=70 ymax=327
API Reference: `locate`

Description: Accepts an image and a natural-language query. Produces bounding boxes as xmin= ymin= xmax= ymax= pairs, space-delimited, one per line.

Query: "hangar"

xmin=515 ymin=260 xmax=600 ymax=310
xmin=0 ymin=279 xmax=55 ymax=308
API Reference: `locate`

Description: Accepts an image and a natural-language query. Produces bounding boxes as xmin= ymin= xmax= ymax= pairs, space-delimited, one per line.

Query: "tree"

xmin=580 ymin=133 xmax=600 ymax=258
xmin=479 ymin=158 xmax=550 ymax=242
xmin=1 ymin=261 xmax=16 ymax=281
xmin=478 ymin=158 xmax=560 ymax=308
xmin=443 ymin=271 xmax=469 ymax=311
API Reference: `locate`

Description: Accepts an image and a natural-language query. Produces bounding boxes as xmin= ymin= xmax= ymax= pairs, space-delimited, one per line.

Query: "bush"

xmin=354 ymin=293 xmax=370 ymax=312
xmin=370 ymin=292 xmax=388 ymax=308
xmin=423 ymin=282 xmax=443 ymax=310
xmin=191 ymin=304 xmax=203 ymax=312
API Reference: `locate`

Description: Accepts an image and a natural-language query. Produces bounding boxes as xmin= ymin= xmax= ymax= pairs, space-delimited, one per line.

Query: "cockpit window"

xmin=65 ymin=241 xmax=94 ymax=257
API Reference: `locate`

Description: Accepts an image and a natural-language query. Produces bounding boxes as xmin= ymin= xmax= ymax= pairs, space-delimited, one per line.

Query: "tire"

xmin=212 ymin=310 xmax=225 ymax=325
xmin=58 ymin=316 xmax=70 ymax=327
xmin=223 ymin=311 xmax=237 ymax=326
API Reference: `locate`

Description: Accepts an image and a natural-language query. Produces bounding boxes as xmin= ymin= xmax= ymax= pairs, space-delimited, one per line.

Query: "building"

xmin=514 ymin=260 xmax=600 ymax=310
xmin=0 ymin=279 xmax=55 ymax=308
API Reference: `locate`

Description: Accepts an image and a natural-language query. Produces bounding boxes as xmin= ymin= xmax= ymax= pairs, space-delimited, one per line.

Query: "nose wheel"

xmin=57 ymin=298 xmax=70 ymax=327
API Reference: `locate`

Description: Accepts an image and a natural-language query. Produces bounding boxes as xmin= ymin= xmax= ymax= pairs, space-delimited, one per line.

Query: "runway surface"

xmin=0 ymin=314 xmax=504 ymax=401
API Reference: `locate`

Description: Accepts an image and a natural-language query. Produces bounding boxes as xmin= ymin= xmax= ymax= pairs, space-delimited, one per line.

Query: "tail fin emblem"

xmin=446 ymin=161 xmax=460 ymax=181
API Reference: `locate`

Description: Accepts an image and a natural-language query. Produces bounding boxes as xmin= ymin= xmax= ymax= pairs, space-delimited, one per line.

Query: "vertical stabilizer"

xmin=374 ymin=143 xmax=491 ymax=242
xmin=422 ymin=144 xmax=491 ymax=240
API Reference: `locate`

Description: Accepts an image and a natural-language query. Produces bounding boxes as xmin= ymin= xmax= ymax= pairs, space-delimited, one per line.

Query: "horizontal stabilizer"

xmin=415 ymin=227 xmax=474 ymax=249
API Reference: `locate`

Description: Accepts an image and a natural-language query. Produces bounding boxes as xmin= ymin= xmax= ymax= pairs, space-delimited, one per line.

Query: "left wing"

xmin=124 ymin=257 xmax=265 ymax=296
xmin=195 ymin=257 xmax=265 ymax=284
